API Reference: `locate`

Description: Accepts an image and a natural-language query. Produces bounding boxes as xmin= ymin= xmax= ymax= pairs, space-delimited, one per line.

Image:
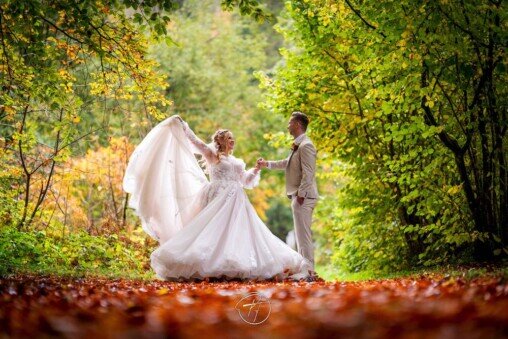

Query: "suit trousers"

xmin=290 ymin=196 xmax=317 ymax=271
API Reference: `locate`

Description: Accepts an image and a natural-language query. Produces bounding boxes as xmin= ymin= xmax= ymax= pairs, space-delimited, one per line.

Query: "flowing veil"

xmin=122 ymin=116 xmax=208 ymax=244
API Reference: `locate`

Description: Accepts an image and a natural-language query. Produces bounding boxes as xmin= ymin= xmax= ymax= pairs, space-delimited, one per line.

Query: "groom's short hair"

xmin=291 ymin=111 xmax=309 ymax=131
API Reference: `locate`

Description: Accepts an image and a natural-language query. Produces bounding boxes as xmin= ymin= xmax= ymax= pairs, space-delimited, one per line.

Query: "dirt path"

xmin=1 ymin=274 xmax=507 ymax=338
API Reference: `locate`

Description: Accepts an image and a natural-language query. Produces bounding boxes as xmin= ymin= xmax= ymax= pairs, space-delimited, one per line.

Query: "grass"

xmin=5 ymin=262 xmax=507 ymax=283
xmin=315 ymin=262 xmax=508 ymax=282
xmin=1 ymin=264 xmax=157 ymax=281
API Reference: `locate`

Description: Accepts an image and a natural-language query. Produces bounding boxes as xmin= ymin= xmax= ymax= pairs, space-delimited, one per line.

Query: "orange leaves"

xmin=0 ymin=273 xmax=507 ymax=337
xmin=41 ymin=136 xmax=136 ymax=235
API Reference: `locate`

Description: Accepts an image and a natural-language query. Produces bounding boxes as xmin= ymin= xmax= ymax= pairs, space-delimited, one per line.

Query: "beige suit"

xmin=267 ymin=135 xmax=318 ymax=269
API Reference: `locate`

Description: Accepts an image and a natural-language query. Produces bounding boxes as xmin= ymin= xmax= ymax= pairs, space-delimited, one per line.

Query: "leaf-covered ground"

xmin=1 ymin=273 xmax=507 ymax=338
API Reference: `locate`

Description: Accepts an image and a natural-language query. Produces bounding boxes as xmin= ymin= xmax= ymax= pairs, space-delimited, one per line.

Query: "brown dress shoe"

xmin=307 ymin=271 xmax=325 ymax=282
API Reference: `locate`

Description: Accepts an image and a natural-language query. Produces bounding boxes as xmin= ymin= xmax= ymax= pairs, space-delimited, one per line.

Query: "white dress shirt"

xmin=293 ymin=133 xmax=306 ymax=145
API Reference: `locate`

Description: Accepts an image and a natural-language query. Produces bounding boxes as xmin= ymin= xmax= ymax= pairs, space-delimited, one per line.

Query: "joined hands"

xmin=256 ymin=158 xmax=268 ymax=170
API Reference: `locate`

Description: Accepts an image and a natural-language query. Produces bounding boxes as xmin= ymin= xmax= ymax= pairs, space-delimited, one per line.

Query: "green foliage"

xmin=148 ymin=0 xmax=290 ymax=221
xmin=318 ymin=262 xmax=508 ymax=283
xmin=0 ymin=0 xmax=276 ymax=233
xmin=259 ymin=0 xmax=506 ymax=273
xmin=0 ymin=0 xmax=173 ymax=232
xmin=149 ymin=0 xmax=277 ymax=161
xmin=0 ymin=226 xmax=153 ymax=279
xmin=0 ymin=155 xmax=23 ymax=227
xmin=3 ymin=0 xmax=503 ymax=280
xmin=0 ymin=0 xmax=288 ymax=279
xmin=221 ymin=0 xmax=272 ymax=22
xmin=265 ymin=199 xmax=293 ymax=240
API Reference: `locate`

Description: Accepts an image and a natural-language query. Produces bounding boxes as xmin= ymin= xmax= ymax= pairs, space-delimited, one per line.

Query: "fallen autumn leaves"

xmin=1 ymin=273 xmax=507 ymax=338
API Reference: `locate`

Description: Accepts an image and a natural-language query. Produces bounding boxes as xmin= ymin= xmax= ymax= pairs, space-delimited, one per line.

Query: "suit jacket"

xmin=267 ymin=135 xmax=319 ymax=199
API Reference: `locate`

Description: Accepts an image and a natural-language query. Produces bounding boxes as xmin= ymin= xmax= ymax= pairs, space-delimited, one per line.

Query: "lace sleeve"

xmin=180 ymin=121 xmax=216 ymax=163
xmin=241 ymin=167 xmax=261 ymax=189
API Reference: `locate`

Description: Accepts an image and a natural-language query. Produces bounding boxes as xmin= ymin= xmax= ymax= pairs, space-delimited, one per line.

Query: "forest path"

xmin=1 ymin=273 xmax=507 ymax=338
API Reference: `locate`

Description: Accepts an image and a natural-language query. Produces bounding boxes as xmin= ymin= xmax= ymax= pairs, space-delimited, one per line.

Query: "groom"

xmin=257 ymin=111 xmax=320 ymax=281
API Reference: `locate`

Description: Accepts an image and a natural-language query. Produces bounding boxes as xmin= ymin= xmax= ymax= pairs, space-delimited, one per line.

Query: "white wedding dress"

xmin=123 ymin=115 xmax=312 ymax=281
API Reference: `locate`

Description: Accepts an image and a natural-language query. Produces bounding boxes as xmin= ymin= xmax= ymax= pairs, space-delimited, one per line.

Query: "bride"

xmin=123 ymin=115 xmax=312 ymax=281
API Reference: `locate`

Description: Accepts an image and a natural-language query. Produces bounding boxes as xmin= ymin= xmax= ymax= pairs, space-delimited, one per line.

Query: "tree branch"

xmin=344 ymin=0 xmax=386 ymax=38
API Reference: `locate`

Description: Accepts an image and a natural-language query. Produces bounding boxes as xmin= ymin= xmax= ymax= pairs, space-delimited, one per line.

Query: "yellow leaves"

xmin=89 ymin=81 xmax=105 ymax=96
xmin=157 ymin=288 xmax=170 ymax=296
xmin=64 ymin=82 xmax=74 ymax=93
xmin=322 ymin=96 xmax=345 ymax=112
xmin=58 ymin=69 xmax=68 ymax=77
xmin=2 ymin=105 xmax=16 ymax=118
xmin=446 ymin=185 xmax=462 ymax=195
xmin=121 ymin=93 xmax=134 ymax=100
xmin=57 ymin=68 xmax=78 ymax=92
xmin=249 ymin=188 xmax=269 ymax=220
xmin=327 ymin=1 xmax=348 ymax=15
xmin=362 ymin=108 xmax=376 ymax=121
xmin=365 ymin=88 xmax=379 ymax=100
xmin=307 ymin=93 xmax=321 ymax=102
xmin=321 ymin=15 xmax=331 ymax=27
xmin=318 ymin=4 xmax=337 ymax=26
xmin=66 ymin=46 xmax=79 ymax=60
xmin=87 ymin=53 xmax=170 ymax=118
xmin=349 ymin=206 xmax=365 ymax=216
xmin=146 ymin=105 xmax=160 ymax=119
xmin=401 ymin=30 xmax=412 ymax=39
xmin=347 ymin=115 xmax=362 ymax=129
xmin=46 ymin=136 xmax=137 ymax=230
xmin=425 ymin=95 xmax=435 ymax=108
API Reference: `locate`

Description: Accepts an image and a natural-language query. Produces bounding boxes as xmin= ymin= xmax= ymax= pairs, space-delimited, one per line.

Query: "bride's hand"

xmin=256 ymin=158 xmax=267 ymax=169
xmin=174 ymin=115 xmax=187 ymax=129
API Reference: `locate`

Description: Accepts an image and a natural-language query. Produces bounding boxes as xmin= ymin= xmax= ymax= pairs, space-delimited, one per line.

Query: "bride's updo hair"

xmin=212 ymin=129 xmax=233 ymax=161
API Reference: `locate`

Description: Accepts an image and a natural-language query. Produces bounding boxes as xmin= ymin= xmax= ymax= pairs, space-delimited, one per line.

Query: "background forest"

xmin=0 ymin=0 xmax=506 ymax=280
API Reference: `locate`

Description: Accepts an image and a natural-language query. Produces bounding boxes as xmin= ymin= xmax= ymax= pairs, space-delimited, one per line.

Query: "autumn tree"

xmin=259 ymin=0 xmax=507 ymax=270
xmin=0 ymin=0 xmax=267 ymax=230
xmin=149 ymin=0 xmax=292 ymax=225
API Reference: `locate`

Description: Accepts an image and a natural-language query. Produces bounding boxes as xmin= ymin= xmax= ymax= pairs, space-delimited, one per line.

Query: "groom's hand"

xmin=297 ymin=196 xmax=305 ymax=205
xmin=257 ymin=158 xmax=267 ymax=169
